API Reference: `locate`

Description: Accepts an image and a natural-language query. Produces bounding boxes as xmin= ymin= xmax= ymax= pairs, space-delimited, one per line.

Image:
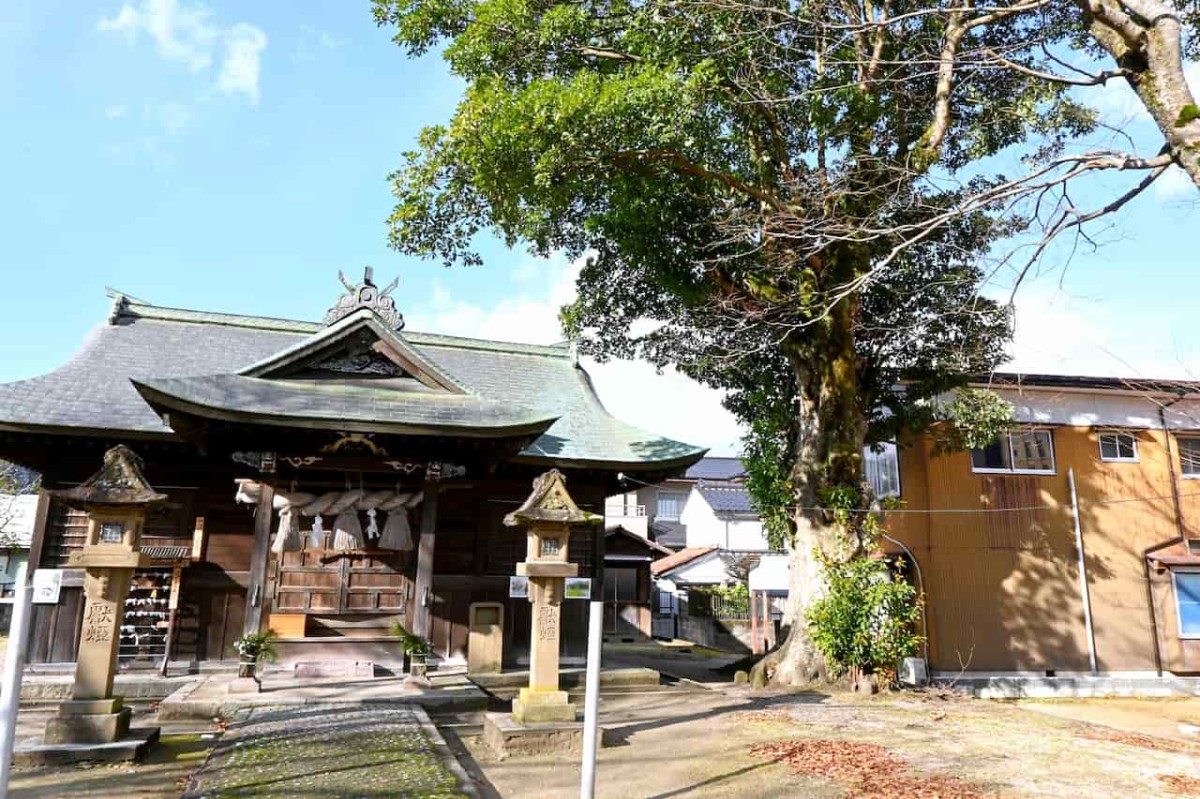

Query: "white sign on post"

xmin=31 ymin=569 xmax=62 ymax=605
xmin=508 ymin=575 xmax=529 ymax=599
xmin=565 ymin=577 xmax=592 ymax=600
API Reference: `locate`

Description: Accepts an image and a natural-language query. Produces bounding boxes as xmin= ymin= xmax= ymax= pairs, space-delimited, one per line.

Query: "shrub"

xmin=805 ymin=551 xmax=923 ymax=681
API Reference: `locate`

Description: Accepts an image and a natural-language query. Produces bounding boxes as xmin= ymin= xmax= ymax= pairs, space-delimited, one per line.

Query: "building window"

xmin=1173 ymin=570 xmax=1200 ymax=638
xmin=656 ymin=491 xmax=687 ymax=521
xmin=863 ymin=442 xmax=901 ymax=498
xmin=1179 ymin=438 xmax=1200 ymax=478
xmin=1099 ymin=431 xmax=1138 ymax=462
xmin=970 ymin=430 xmax=1056 ymax=474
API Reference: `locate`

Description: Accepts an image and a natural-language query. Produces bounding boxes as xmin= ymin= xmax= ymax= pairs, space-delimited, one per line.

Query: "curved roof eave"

xmin=131 ymin=379 xmax=561 ymax=440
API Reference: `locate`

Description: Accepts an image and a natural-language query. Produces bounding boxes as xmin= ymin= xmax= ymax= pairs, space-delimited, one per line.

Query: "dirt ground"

xmin=451 ymin=656 xmax=1200 ymax=799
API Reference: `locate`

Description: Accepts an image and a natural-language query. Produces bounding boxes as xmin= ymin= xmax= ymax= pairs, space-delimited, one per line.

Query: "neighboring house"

xmin=0 ymin=494 xmax=37 ymax=629
xmin=602 ymin=527 xmax=674 ymax=640
xmin=605 ymin=456 xmax=746 ymax=549
xmin=608 ymin=457 xmax=793 ymax=644
xmin=885 ymin=372 xmax=1200 ymax=680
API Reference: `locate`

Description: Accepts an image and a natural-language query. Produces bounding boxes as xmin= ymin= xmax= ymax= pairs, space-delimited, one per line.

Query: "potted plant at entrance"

xmin=390 ymin=620 xmax=432 ymax=679
xmin=232 ymin=629 xmax=278 ymax=682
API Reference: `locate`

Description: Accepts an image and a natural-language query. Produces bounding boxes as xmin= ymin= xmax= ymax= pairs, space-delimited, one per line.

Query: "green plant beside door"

xmin=390 ymin=620 xmax=432 ymax=678
xmin=232 ymin=629 xmax=278 ymax=681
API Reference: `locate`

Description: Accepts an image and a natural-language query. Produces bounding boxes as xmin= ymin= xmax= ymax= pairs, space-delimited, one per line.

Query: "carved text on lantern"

xmin=83 ymin=603 xmax=114 ymax=642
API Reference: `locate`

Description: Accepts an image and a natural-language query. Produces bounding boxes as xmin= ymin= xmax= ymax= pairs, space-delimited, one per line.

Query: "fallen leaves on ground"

xmin=1081 ymin=729 xmax=1200 ymax=756
xmin=1161 ymin=774 xmax=1200 ymax=796
xmin=750 ymin=738 xmax=994 ymax=799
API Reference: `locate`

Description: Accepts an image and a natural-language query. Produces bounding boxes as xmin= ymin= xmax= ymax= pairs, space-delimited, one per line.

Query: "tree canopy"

xmin=373 ymin=0 xmax=1196 ymax=681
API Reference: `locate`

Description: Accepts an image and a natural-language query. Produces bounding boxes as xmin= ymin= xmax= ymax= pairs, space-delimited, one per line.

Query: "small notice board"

xmin=32 ymin=569 xmax=62 ymax=605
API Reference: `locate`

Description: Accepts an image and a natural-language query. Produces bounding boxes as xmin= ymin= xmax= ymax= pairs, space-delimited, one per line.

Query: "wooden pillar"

xmin=762 ymin=592 xmax=773 ymax=650
xmin=243 ymin=483 xmax=274 ymax=636
xmin=749 ymin=588 xmax=760 ymax=655
xmin=25 ymin=490 xmax=52 ymax=577
xmin=412 ymin=481 xmax=438 ymax=641
xmin=159 ymin=563 xmax=183 ymax=676
xmin=22 ymin=490 xmax=52 ymax=658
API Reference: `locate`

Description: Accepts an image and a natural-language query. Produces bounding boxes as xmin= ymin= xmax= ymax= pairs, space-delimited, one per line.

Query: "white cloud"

xmin=1006 ymin=282 xmax=1200 ymax=380
xmin=144 ymin=101 xmax=192 ymax=135
xmin=404 ymin=256 xmax=743 ymax=455
xmin=98 ymin=0 xmax=265 ymax=102
xmin=103 ymin=103 xmax=128 ymax=119
xmin=217 ymin=23 xmax=267 ymax=103
xmin=1153 ymin=165 xmax=1199 ymax=201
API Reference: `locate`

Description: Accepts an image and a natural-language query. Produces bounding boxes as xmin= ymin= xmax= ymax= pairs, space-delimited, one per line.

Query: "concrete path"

xmin=183 ymin=704 xmax=472 ymax=799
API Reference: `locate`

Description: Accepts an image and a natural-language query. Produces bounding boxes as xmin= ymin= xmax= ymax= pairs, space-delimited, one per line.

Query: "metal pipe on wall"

xmin=1068 ymin=468 xmax=1098 ymax=675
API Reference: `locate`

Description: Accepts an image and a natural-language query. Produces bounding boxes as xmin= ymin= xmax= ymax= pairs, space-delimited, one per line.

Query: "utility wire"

xmin=782 ymin=488 xmax=1194 ymax=515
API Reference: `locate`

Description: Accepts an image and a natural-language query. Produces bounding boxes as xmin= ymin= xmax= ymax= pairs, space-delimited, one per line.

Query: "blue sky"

xmin=1 ymin=1 xmax=1199 ymax=457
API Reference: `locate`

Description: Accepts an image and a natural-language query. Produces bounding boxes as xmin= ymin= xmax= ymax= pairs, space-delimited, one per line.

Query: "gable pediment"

xmin=238 ymin=309 xmax=467 ymax=395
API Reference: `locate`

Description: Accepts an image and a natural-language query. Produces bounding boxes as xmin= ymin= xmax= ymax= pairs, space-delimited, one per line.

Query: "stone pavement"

xmin=160 ymin=670 xmax=488 ymax=720
xmin=184 ymin=704 xmax=473 ymax=799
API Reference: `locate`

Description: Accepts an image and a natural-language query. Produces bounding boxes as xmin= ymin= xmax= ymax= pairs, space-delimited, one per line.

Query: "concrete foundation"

xmin=483 ymin=712 xmax=588 ymax=758
xmin=935 ymin=672 xmax=1200 ymax=698
xmin=16 ymin=727 xmax=161 ymax=766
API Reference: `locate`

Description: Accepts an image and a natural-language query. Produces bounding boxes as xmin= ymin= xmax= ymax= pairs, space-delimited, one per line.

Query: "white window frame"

xmin=863 ymin=441 xmax=901 ymax=499
xmin=1098 ymin=431 xmax=1139 ymax=463
xmin=970 ymin=429 xmax=1057 ymax=476
xmin=656 ymin=491 xmax=688 ymax=521
xmin=1178 ymin=437 xmax=1200 ymax=480
xmin=1172 ymin=568 xmax=1200 ymax=640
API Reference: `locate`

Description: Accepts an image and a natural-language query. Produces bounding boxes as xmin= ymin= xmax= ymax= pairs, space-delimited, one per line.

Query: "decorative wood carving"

xmin=323 ymin=267 xmax=405 ymax=330
xmin=310 ymin=350 xmax=403 ymax=377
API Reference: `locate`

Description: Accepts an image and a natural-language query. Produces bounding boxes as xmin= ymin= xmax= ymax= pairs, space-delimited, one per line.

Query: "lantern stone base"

xmin=43 ymin=697 xmax=134 ymax=745
xmin=512 ymin=688 xmax=577 ymax=724
xmin=483 ymin=712 xmax=592 ymax=758
xmin=18 ymin=726 xmax=160 ymax=767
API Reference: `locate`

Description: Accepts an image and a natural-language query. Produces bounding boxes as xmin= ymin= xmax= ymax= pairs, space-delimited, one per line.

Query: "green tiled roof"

xmin=0 ymin=292 xmax=706 ymax=471
xmin=133 ymin=374 xmax=559 ymax=436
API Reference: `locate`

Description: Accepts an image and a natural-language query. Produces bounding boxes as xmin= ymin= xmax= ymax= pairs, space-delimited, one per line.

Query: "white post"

xmin=579 ymin=599 xmax=603 ymax=799
xmin=1069 ymin=468 xmax=1098 ymax=675
xmin=0 ymin=581 xmax=33 ymax=799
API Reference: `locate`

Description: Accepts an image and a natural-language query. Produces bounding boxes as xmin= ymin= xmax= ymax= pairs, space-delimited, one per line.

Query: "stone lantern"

xmin=44 ymin=445 xmax=165 ymax=747
xmin=504 ymin=470 xmax=600 ymax=724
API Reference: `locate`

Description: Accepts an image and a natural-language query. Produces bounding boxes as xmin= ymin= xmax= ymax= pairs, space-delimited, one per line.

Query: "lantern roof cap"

xmin=50 ymin=445 xmax=167 ymax=508
xmin=504 ymin=469 xmax=602 ymax=527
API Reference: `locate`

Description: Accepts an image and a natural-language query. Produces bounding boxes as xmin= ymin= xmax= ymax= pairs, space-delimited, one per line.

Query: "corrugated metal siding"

xmin=890 ymin=425 xmax=1182 ymax=673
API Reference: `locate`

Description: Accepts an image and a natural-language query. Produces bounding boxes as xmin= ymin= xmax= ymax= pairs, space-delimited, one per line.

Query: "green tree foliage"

xmin=371 ymin=0 xmax=1117 ymax=681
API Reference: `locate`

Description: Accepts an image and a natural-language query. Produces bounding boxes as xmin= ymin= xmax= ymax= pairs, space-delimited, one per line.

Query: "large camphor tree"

xmin=373 ymin=0 xmax=1197 ymax=683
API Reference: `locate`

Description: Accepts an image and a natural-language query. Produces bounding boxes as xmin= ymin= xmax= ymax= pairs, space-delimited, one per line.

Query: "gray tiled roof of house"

xmin=683 ymin=456 xmax=745 ymax=481
xmin=696 ymin=480 xmax=757 ymax=518
xmin=0 ymin=295 xmax=705 ymax=471
xmin=650 ymin=520 xmax=686 ymax=549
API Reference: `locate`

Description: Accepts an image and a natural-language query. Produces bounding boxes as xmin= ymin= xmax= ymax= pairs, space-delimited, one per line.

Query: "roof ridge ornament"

xmin=323 ymin=266 xmax=405 ymax=330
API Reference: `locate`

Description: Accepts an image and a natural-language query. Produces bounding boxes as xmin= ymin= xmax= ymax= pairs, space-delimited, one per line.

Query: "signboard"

xmin=508 ymin=575 xmax=529 ymax=599
xmin=32 ymin=569 xmax=62 ymax=605
xmin=564 ymin=577 xmax=592 ymax=600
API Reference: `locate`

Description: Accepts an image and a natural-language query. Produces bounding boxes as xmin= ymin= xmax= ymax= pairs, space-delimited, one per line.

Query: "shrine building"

xmin=0 ymin=271 xmax=704 ymax=669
